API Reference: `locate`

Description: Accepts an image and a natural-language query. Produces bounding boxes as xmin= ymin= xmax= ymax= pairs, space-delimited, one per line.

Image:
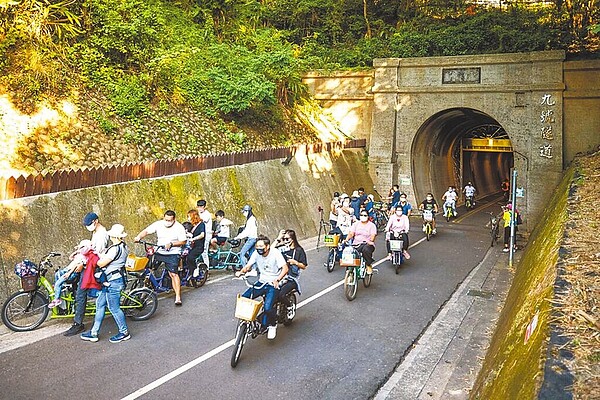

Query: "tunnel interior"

xmin=411 ymin=108 xmax=513 ymax=203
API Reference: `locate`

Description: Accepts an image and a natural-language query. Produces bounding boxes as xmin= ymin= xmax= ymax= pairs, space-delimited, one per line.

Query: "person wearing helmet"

xmin=234 ymin=205 xmax=258 ymax=265
xmin=329 ymin=192 xmax=341 ymax=229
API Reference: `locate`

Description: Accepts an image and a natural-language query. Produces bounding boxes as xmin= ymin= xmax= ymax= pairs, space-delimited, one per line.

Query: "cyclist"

xmin=441 ymin=186 xmax=458 ymax=217
xmin=332 ymin=193 xmax=354 ymax=239
xmin=274 ymin=230 xmax=307 ymax=311
xmin=385 ymin=209 xmax=410 ymax=260
xmin=196 ymin=200 xmax=213 ymax=268
xmin=387 ymin=185 xmax=401 ymax=211
xmin=80 ymin=224 xmax=130 ymax=343
xmin=419 ymin=193 xmax=439 ymax=234
xmin=134 ymin=210 xmax=187 ymax=306
xmin=209 ymin=210 xmax=234 ymax=251
xmin=185 ymin=209 xmax=205 ymax=275
xmin=397 ymin=193 xmax=413 ymax=216
xmin=463 ymin=182 xmax=477 ymax=206
xmin=350 ymin=190 xmax=362 ymax=218
xmin=345 ymin=210 xmax=377 ymax=275
xmin=234 ymin=204 xmax=258 ymax=266
xmin=235 ymin=235 xmax=288 ymax=340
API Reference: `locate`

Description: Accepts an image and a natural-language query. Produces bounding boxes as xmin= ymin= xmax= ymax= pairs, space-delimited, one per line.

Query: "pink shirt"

xmin=350 ymin=220 xmax=377 ymax=244
xmin=385 ymin=214 xmax=410 ymax=233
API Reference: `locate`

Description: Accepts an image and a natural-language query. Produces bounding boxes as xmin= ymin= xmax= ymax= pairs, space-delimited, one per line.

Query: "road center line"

xmin=121 ymin=235 xmax=428 ymax=400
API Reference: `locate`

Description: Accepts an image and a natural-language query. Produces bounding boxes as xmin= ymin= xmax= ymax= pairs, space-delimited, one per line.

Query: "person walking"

xmin=80 ymin=224 xmax=131 ymax=343
xmin=64 ymin=212 xmax=110 ymax=337
xmin=185 ymin=209 xmax=205 ymax=274
xmin=234 ymin=204 xmax=258 ymax=266
xmin=196 ymin=200 xmax=213 ymax=268
xmin=134 ymin=210 xmax=187 ymax=306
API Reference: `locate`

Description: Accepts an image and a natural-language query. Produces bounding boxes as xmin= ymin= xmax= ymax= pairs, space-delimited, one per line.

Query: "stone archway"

xmin=368 ymin=51 xmax=566 ymax=228
xmin=411 ymin=108 xmax=514 ymax=203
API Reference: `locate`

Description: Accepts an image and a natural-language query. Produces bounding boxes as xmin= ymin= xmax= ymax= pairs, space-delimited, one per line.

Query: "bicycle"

xmin=444 ymin=202 xmax=456 ymax=222
xmin=230 ymin=273 xmax=298 ymax=368
xmin=465 ymin=195 xmax=475 ymax=210
xmin=316 ymin=206 xmax=331 ymax=250
xmin=323 ymin=233 xmax=343 ymax=273
xmin=340 ymin=243 xmax=376 ymax=301
xmin=2 ymin=252 xmax=158 ymax=332
xmin=207 ymin=239 xmax=243 ymax=272
xmin=422 ymin=209 xmax=434 ymax=241
xmin=388 ymin=231 xmax=406 ymax=274
xmin=371 ymin=202 xmax=389 ymax=232
xmin=488 ymin=212 xmax=500 ymax=247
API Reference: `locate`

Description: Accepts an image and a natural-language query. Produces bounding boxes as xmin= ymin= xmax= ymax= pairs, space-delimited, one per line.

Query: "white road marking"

xmin=120 ymin=237 xmax=429 ymax=400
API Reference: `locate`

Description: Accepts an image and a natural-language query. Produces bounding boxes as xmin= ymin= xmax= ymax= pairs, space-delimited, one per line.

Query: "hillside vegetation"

xmin=0 ymin=0 xmax=597 ymax=176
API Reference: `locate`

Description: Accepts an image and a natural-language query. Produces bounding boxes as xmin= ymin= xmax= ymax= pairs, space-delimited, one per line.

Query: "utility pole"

xmin=509 ymin=168 xmax=518 ymax=267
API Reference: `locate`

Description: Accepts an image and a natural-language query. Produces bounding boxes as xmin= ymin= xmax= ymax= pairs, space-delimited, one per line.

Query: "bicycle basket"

xmin=125 ymin=254 xmax=149 ymax=272
xmin=422 ymin=210 xmax=433 ymax=222
xmin=340 ymin=247 xmax=360 ymax=267
xmin=389 ymin=240 xmax=403 ymax=252
xmin=323 ymin=234 xmax=340 ymax=247
xmin=20 ymin=275 xmax=38 ymax=292
xmin=235 ymin=294 xmax=263 ymax=321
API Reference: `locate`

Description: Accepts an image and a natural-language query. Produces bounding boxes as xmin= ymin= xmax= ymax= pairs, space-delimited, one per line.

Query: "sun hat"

xmin=351 ymin=190 xmax=359 ymax=198
xmin=106 ymin=224 xmax=127 ymax=238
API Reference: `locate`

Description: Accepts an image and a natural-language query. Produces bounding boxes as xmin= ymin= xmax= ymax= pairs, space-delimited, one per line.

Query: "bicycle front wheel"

xmin=344 ymin=269 xmax=357 ymax=301
xmin=1 ymin=291 xmax=49 ymax=332
xmin=363 ymin=269 xmax=372 ymax=288
xmin=325 ymin=248 xmax=336 ymax=273
xmin=123 ymin=288 xmax=158 ymax=321
xmin=194 ymin=262 xmax=209 ymax=287
xmin=231 ymin=322 xmax=248 ymax=368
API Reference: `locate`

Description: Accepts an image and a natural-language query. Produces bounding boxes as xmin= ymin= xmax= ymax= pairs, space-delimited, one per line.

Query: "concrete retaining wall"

xmin=0 ymin=148 xmax=372 ymax=302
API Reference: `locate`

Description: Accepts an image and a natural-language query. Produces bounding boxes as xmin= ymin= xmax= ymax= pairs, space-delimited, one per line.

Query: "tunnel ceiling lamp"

xmin=464 ymin=124 xmax=509 ymax=140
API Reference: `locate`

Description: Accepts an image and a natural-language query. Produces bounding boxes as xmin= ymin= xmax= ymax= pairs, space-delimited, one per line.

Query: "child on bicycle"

xmin=48 ymin=240 xmax=96 ymax=308
xmin=209 ymin=210 xmax=233 ymax=251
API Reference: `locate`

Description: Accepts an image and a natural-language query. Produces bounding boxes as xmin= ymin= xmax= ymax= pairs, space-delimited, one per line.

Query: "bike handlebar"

xmin=136 ymin=240 xmax=165 ymax=249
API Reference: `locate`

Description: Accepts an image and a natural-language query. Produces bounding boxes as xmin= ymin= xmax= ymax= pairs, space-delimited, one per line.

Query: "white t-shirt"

xmin=464 ymin=185 xmax=476 ymax=197
xmin=91 ymin=225 xmax=110 ymax=254
xmin=145 ymin=221 xmax=188 ymax=255
xmin=200 ymin=209 xmax=213 ymax=235
xmin=247 ymin=247 xmax=287 ymax=284
xmin=443 ymin=190 xmax=458 ymax=203
xmin=236 ymin=215 xmax=257 ymax=240
xmin=216 ymin=218 xmax=233 ymax=238
xmin=336 ymin=206 xmax=353 ymax=235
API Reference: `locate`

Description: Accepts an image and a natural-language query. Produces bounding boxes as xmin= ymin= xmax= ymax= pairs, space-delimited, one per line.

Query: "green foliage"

xmin=108 ymin=75 xmax=149 ymax=118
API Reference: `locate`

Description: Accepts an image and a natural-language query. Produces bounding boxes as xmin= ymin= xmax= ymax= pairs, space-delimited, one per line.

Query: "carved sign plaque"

xmin=442 ymin=67 xmax=481 ymax=84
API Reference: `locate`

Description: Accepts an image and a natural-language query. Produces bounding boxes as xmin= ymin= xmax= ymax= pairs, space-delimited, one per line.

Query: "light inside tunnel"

xmin=411 ymin=108 xmax=514 ymax=202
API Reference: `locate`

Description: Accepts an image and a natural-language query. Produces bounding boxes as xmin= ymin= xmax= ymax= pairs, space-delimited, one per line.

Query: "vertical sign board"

xmin=524 ymin=311 xmax=540 ymax=344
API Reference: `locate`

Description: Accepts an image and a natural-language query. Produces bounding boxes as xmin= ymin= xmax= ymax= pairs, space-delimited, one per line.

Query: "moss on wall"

xmin=471 ymin=166 xmax=574 ymax=399
xmin=0 ymin=149 xmax=372 ymax=301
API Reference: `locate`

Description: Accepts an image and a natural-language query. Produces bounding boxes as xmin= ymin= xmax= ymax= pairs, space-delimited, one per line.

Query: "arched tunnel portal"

xmin=411 ymin=108 xmax=514 ymax=203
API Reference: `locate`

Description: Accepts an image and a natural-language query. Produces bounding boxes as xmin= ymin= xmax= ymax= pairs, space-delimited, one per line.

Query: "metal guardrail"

xmin=0 ymin=139 xmax=366 ymax=200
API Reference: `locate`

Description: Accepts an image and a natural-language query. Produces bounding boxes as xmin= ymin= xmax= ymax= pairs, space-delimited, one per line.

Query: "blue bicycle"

xmin=207 ymin=239 xmax=243 ymax=272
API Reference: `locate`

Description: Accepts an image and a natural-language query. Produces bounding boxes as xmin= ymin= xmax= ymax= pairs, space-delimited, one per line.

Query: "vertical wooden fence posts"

xmin=0 ymin=139 xmax=366 ymax=200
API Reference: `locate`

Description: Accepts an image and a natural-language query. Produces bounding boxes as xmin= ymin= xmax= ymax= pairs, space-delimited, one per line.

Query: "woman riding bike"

xmin=385 ymin=209 xmax=410 ymax=260
xmin=273 ymin=229 xmax=307 ymax=311
xmin=344 ymin=211 xmax=377 ymax=275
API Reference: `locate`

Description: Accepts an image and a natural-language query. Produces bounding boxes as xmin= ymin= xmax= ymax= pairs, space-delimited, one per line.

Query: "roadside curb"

xmin=374 ymin=246 xmax=516 ymax=400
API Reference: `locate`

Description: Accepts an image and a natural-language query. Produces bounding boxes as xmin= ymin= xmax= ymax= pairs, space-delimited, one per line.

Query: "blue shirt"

xmin=398 ymin=202 xmax=412 ymax=215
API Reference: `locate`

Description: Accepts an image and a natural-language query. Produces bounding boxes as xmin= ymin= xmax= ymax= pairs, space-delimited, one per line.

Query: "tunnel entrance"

xmin=411 ymin=108 xmax=513 ymax=203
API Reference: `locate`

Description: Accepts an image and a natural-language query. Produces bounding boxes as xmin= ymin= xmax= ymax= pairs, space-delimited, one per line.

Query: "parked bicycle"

xmin=488 ymin=212 xmax=500 ymax=247
xmin=1 ymin=252 xmax=157 ymax=332
xmin=340 ymin=243 xmax=375 ymax=301
xmin=207 ymin=239 xmax=243 ymax=272
xmin=371 ymin=202 xmax=389 ymax=232
xmin=422 ymin=210 xmax=434 ymax=241
xmin=230 ymin=273 xmax=297 ymax=368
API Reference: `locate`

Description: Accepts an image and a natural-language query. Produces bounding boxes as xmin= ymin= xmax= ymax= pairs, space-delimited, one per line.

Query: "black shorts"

xmin=154 ymin=253 xmax=180 ymax=273
xmin=215 ymin=236 xmax=228 ymax=245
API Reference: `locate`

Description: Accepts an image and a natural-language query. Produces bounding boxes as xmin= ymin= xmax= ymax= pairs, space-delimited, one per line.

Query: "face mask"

xmin=242 ymin=211 xmax=248 ymax=217
xmin=360 ymin=216 xmax=368 ymax=222
xmin=400 ymin=198 xmax=406 ymax=203
xmin=85 ymin=223 xmax=95 ymax=232
xmin=343 ymin=200 xmax=350 ymax=207
xmin=426 ymin=197 xmax=432 ymax=201
xmin=256 ymin=248 xmax=265 ymax=255
xmin=395 ymin=211 xmax=403 ymax=217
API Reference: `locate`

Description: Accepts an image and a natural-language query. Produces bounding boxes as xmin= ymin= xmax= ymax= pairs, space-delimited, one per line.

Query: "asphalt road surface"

xmin=0 ymin=199 xmax=501 ymax=400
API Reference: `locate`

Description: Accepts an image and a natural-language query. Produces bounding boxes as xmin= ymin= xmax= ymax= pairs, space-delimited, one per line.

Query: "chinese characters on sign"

xmin=538 ymin=93 xmax=556 ymax=159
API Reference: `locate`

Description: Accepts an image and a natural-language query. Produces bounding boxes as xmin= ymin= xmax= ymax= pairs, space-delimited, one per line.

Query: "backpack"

xmin=94 ymin=242 xmax=128 ymax=286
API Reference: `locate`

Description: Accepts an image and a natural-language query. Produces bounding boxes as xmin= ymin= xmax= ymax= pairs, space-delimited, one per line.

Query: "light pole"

xmin=509 ymin=168 xmax=517 ymax=267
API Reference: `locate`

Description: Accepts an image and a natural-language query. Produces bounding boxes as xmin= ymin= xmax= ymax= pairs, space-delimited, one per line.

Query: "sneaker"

xmin=403 ymin=251 xmax=410 ymax=260
xmin=387 ymin=253 xmax=392 ymax=260
xmin=80 ymin=331 xmax=99 ymax=342
xmin=366 ymin=265 xmax=373 ymax=275
xmin=503 ymin=248 xmax=509 ymax=253
xmin=64 ymin=323 xmax=85 ymax=337
xmin=422 ymin=225 xmax=426 ymax=233
xmin=48 ymin=299 xmax=62 ymax=309
xmin=267 ymin=326 xmax=277 ymax=340
xmin=432 ymin=229 xmax=437 ymax=235
xmin=109 ymin=332 xmax=131 ymax=343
